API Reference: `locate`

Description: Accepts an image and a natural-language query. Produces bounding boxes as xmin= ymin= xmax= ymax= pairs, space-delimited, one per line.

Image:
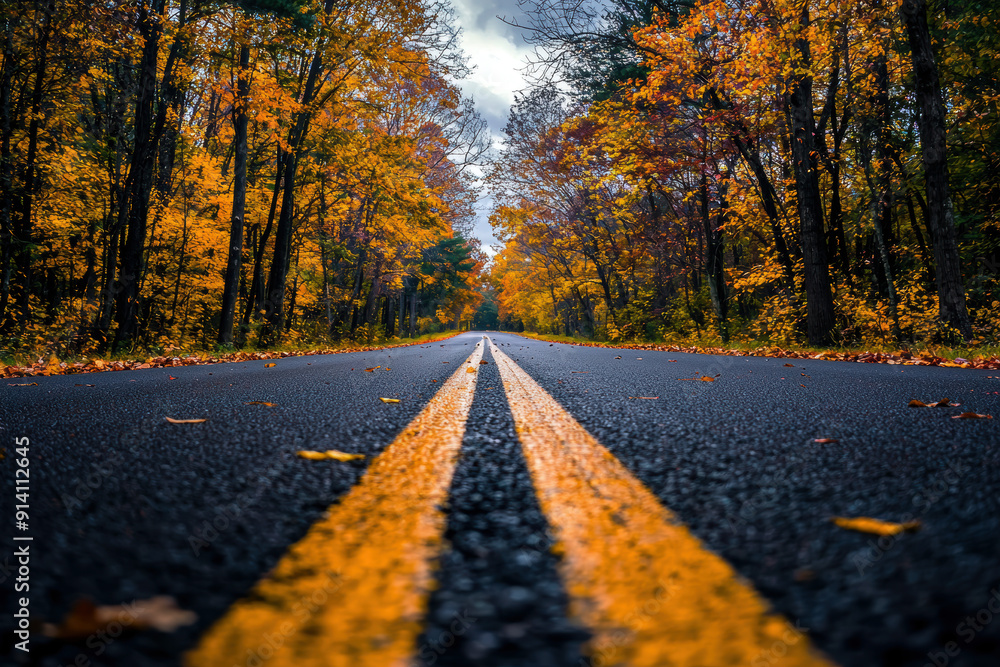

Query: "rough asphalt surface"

xmin=2 ymin=331 xmax=999 ymax=666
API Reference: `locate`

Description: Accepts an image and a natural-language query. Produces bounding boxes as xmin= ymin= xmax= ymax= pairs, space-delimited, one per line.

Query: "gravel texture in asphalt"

xmin=417 ymin=342 xmax=589 ymax=667
xmin=498 ymin=332 xmax=1000 ymax=667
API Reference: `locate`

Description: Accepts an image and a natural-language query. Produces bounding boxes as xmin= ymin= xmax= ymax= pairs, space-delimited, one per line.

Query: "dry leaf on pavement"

xmin=164 ymin=417 xmax=207 ymax=424
xmin=952 ymin=412 xmax=993 ymax=419
xmin=909 ymin=398 xmax=960 ymax=408
xmin=297 ymin=450 xmax=366 ymax=462
xmin=831 ymin=516 xmax=922 ymax=535
xmin=43 ymin=596 xmax=196 ymax=639
xmin=379 ymin=397 xmax=401 ymax=403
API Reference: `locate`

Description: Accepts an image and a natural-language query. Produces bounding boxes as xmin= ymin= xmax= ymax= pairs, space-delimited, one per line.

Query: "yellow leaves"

xmin=831 ymin=517 xmax=922 ymax=536
xmin=264 ymin=363 xmax=276 ymax=368
xmin=46 ymin=354 xmax=61 ymax=374
xmin=379 ymin=397 xmax=400 ymax=403
xmin=165 ymin=417 xmax=207 ymax=424
xmin=465 ymin=367 xmax=477 ymax=373
xmin=297 ymin=450 xmax=366 ymax=462
xmin=43 ymin=596 xmax=196 ymax=639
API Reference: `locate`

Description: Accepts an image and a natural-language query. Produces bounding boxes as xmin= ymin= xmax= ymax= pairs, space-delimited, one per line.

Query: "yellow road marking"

xmin=186 ymin=342 xmax=485 ymax=667
xmin=487 ymin=337 xmax=837 ymax=667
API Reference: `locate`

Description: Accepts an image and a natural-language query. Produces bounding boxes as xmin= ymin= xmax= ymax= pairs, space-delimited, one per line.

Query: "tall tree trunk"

xmin=702 ymin=170 xmax=728 ymax=341
xmin=900 ymin=0 xmax=973 ymax=340
xmin=259 ymin=0 xmax=334 ymax=344
xmin=0 ymin=9 xmax=20 ymax=328
xmin=219 ymin=42 xmax=250 ymax=345
xmin=242 ymin=149 xmax=283 ymax=336
xmin=113 ymin=0 xmax=187 ymax=349
xmin=787 ymin=7 xmax=836 ymax=345
xmin=7 ymin=0 xmax=54 ymax=332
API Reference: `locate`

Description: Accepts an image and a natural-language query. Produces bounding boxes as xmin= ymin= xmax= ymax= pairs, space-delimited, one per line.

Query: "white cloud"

xmin=448 ymin=0 xmax=535 ymax=254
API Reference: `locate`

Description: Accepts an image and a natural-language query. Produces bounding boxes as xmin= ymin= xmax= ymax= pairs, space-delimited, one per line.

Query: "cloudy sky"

xmin=449 ymin=0 xmax=537 ymax=253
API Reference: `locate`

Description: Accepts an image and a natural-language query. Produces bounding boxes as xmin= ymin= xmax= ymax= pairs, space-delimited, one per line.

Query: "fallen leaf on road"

xmin=615 ymin=355 xmax=622 ymax=359
xmin=297 ymin=450 xmax=365 ymax=462
xmin=479 ymin=360 xmax=489 ymax=365
xmin=74 ymin=384 xmax=95 ymax=387
xmin=379 ymin=397 xmax=400 ymax=403
xmin=43 ymin=596 xmax=196 ymax=639
xmin=831 ymin=516 xmax=921 ymax=536
xmin=814 ymin=438 xmax=838 ymax=443
xmin=264 ymin=363 xmax=276 ymax=368
xmin=8 ymin=382 xmax=38 ymax=386
xmin=165 ymin=417 xmax=207 ymax=424
xmin=466 ymin=367 xmax=477 ymax=373
xmin=628 ymin=396 xmax=659 ymax=399
xmin=571 ymin=371 xmax=589 ymax=374
xmin=784 ymin=363 xmax=795 ymax=367
xmin=700 ymin=376 xmax=715 ymax=382
xmin=952 ymin=412 xmax=993 ymax=419
xmin=365 ymin=366 xmax=381 ymax=372
xmin=909 ymin=398 xmax=960 ymax=408
xmin=245 ymin=401 xmax=276 ymax=407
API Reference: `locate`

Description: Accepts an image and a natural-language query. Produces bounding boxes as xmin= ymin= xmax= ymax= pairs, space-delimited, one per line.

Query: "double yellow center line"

xmin=187 ymin=337 xmax=835 ymax=667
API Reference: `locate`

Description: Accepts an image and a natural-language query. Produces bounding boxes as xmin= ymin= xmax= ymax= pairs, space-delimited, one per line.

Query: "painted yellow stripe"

xmin=487 ymin=337 xmax=836 ymax=667
xmin=186 ymin=342 xmax=485 ymax=667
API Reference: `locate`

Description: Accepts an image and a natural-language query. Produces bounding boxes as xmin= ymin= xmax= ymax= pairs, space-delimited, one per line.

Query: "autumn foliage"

xmin=489 ymin=0 xmax=1000 ymax=348
xmin=0 ymin=0 xmax=486 ymax=356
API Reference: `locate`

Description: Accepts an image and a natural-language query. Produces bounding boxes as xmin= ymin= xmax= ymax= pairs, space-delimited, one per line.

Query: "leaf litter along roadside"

xmin=0 ymin=332 xmax=461 ymax=379
xmin=512 ymin=333 xmax=1000 ymax=370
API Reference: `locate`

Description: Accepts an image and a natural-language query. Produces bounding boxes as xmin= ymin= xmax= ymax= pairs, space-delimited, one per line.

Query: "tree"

xmin=900 ymin=0 xmax=974 ymax=340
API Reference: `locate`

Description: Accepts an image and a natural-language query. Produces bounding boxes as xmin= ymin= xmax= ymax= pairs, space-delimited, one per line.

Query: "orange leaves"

xmin=831 ymin=517 xmax=922 ymax=536
xmin=165 ymin=417 xmax=207 ymax=424
xmin=908 ymin=398 xmax=960 ymax=408
xmin=379 ymin=397 xmax=401 ymax=403
xmin=907 ymin=398 xmax=992 ymax=418
xmin=297 ymin=450 xmax=365 ymax=462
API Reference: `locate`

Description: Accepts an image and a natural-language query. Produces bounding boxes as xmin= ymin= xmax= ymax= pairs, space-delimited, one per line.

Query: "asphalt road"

xmin=2 ymin=331 xmax=999 ymax=666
